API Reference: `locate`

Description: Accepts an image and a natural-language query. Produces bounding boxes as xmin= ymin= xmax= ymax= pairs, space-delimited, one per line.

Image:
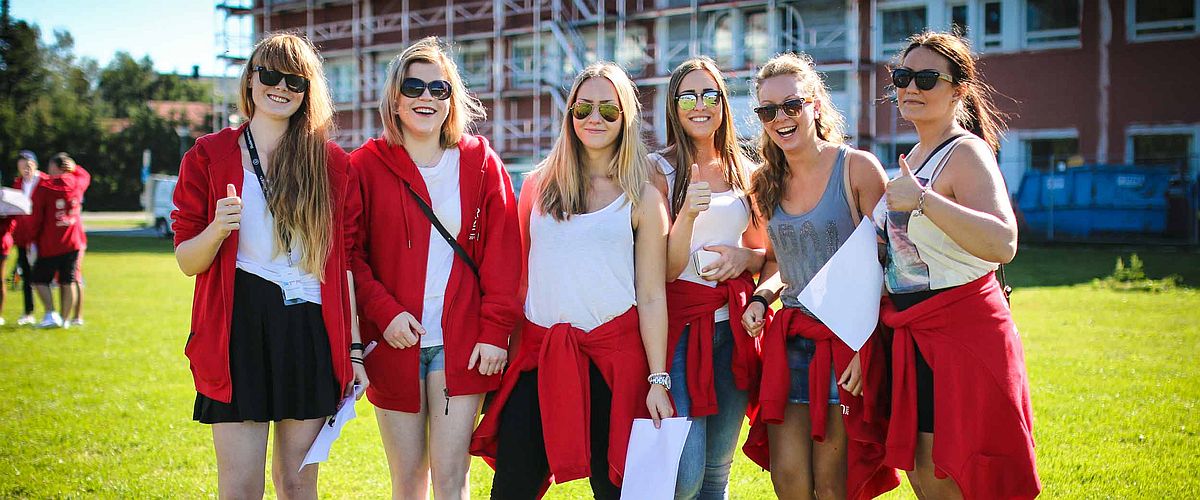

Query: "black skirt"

xmin=194 ymin=270 xmax=340 ymax=424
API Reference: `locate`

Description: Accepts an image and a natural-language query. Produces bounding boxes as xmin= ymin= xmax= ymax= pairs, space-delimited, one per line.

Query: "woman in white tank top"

xmin=473 ymin=63 xmax=672 ymax=499
xmin=648 ymin=57 xmax=765 ymax=500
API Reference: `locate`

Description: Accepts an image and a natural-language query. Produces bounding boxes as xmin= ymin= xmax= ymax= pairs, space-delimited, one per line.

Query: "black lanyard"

xmin=243 ymin=126 xmax=293 ymax=259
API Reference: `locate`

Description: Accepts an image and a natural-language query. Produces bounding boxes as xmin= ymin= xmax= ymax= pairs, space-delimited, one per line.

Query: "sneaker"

xmin=36 ymin=312 xmax=63 ymax=329
xmin=0 ymin=317 xmax=5 ymax=326
xmin=68 ymin=319 xmax=84 ymax=327
xmin=16 ymin=314 xmax=35 ymax=326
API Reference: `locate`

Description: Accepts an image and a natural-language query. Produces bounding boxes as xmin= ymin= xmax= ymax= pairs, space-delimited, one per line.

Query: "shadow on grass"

xmin=1006 ymin=244 xmax=1200 ymax=288
xmin=84 ymin=235 xmax=176 ymax=255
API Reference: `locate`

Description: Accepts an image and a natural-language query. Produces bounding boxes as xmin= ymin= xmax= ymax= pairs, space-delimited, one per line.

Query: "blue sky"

xmin=11 ymin=0 xmax=230 ymax=76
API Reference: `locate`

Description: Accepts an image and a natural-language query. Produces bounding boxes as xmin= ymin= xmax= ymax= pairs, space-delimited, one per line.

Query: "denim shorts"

xmin=419 ymin=345 xmax=446 ymax=380
xmin=786 ymin=336 xmax=841 ymax=405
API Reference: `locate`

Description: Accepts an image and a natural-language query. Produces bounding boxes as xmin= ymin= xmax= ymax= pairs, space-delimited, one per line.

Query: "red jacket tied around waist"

xmin=744 ymin=306 xmax=899 ymax=500
xmin=471 ymin=308 xmax=650 ymax=490
xmin=881 ymin=272 xmax=1040 ymax=499
xmin=665 ymin=273 xmax=760 ymax=417
xmin=346 ymin=135 xmax=522 ymax=413
xmin=171 ymin=125 xmax=354 ymax=403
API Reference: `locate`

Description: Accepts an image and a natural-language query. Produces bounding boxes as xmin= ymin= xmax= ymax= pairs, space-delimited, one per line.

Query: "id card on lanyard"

xmin=245 ymin=126 xmax=306 ymax=306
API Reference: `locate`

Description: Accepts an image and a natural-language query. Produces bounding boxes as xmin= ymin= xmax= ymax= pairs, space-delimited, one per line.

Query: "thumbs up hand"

xmin=885 ymin=154 xmax=924 ymax=212
xmin=681 ymin=163 xmax=711 ymax=220
xmin=212 ymin=183 xmax=243 ymax=239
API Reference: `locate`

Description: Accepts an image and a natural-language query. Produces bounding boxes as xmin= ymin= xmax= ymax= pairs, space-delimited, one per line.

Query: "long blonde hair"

xmin=238 ymin=33 xmax=335 ymax=280
xmin=536 ymin=63 xmax=650 ymax=220
xmin=749 ymin=53 xmax=846 ymax=220
xmin=379 ymin=37 xmax=487 ymax=148
xmin=662 ymin=57 xmax=753 ymax=219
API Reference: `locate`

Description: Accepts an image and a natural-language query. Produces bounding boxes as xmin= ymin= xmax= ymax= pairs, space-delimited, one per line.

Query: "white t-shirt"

xmin=417 ymin=148 xmax=461 ymax=348
xmin=235 ymin=173 xmax=322 ymax=304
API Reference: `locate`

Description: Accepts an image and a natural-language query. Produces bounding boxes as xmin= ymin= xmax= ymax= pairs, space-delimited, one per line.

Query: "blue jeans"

xmin=669 ymin=321 xmax=750 ymax=500
xmin=418 ymin=345 xmax=445 ymax=380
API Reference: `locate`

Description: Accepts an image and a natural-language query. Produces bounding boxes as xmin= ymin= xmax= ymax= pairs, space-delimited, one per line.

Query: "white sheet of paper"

xmin=300 ymin=383 xmax=364 ymax=471
xmin=619 ymin=418 xmax=692 ymax=500
xmin=796 ymin=217 xmax=883 ymax=352
xmin=0 ymin=188 xmax=32 ymax=216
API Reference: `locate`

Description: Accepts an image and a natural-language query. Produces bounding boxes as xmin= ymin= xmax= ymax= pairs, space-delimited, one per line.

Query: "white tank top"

xmin=872 ymin=136 xmax=999 ymax=293
xmin=235 ymin=173 xmax=322 ymax=304
xmin=524 ymin=193 xmax=637 ymax=331
xmin=650 ymin=153 xmax=750 ymax=323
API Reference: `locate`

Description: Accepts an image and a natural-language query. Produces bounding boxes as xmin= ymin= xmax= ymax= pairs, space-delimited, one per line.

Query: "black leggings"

xmin=16 ymin=246 xmax=33 ymax=314
xmin=491 ymin=363 xmax=620 ymax=500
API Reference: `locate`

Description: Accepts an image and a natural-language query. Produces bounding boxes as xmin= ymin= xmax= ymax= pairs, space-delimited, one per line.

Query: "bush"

xmin=1092 ymin=253 xmax=1182 ymax=292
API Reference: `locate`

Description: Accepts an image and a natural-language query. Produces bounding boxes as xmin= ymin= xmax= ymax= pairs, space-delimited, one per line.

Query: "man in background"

xmin=29 ymin=152 xmax=89 ymax=329
xmin=12 ymin=150 xmax=44 ymax=325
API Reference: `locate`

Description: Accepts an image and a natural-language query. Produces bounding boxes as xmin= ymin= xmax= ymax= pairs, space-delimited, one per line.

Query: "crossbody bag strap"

xmin=404 ymin=182 xmax=481 ymax=281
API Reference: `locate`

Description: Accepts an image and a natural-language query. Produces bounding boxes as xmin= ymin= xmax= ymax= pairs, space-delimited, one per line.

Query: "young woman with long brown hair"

xmin=649 ymin=56 xmax=764 ymax=499
xmin=471 ymin=62 xmax=673 ymax=499
xmin=346 ymin=37 xmax=522 ymax=500
xmin=875 ymin=31 xmax=1039 ymax=499
xmin=740 ymin=53 xmax=898 ymax=500
xmin=172 ymin=33 xmax=367 ymax=498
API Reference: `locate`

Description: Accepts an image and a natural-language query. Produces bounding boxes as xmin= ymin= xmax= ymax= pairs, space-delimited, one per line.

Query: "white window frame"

xmin=1127 ymin=0 xmax=1200 ymax=42
xmin=1022 ymin=0 xmax=1082 ymax=49
xmin=1125 ymin=124 xmax=1200 ymax=176
xmin=876 ymin=1 xmax=936 ymax=60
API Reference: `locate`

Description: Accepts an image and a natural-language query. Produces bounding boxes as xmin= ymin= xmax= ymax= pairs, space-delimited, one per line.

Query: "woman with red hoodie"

xmin=471 ymin=62 xmax=673 ymax=499
xmin=172 ymin=33 xmax=366 ymax=498
xmin=346 ymin=37 xmax=521 ymax=500
xmin=874 ymin=31 xmax=1039 ymax=499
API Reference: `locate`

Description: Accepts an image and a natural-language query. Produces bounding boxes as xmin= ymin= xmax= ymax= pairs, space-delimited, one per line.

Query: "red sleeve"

xmin=344 ymin=160 xmax=406 ymax=333
xmin=72 ymin=165 xmax=91 ymax=197
xmin=474 ymin=148 xmax=523 ymax=348
xmin=172 ymin=142 xmax=213 ymax=247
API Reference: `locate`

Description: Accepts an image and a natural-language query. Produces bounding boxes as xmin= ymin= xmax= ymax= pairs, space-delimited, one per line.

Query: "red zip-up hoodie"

xmin=29 ymin=166 xmax=90 ymax=258
xmin=346 ymin=135 xmax=522 ymax=413
xmin=11 ymin=171 xmax=47 ymax=248
xmin=171 ymin=125 xmax=354 ymax=404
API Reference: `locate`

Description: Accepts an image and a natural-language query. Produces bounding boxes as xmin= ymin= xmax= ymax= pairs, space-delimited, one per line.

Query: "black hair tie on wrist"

xmin=350 ymin=342 xmax=365 ymax=352
xmin=749 ymin=295 xmax=771 ymax=309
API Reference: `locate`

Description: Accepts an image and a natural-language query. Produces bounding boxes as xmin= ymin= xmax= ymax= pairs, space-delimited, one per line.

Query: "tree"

xmin=98 ymin=52 xmax=155 ymax=118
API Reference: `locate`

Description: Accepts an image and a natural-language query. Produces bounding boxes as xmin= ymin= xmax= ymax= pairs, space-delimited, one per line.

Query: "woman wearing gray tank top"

xmin=740 ymin=53 xmax=894 ymax=500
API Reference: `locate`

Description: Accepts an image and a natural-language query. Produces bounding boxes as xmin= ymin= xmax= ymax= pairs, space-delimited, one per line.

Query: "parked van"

xmin=143 ymin=174 xmax=178 ymax=238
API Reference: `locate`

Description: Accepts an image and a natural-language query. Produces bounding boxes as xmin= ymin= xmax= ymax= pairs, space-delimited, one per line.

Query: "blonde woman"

xmin=471 ymin=62 xmax=673 ymax=499
xmin=346 ymin=37 xmax=522 ymax=500
xmin=172 ymin=33 xmax=367 ymax=497
xmin=649 ymin=57 xmax=764 ymax=499
xmin=739 ymin=53 xmax=898 ymax=500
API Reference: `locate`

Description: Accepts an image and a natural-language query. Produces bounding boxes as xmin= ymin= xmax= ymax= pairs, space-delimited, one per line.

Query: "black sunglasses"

xmin=569 ymin=101 xmax=622 ymax=122
xmin=753 ymin=97 xmax=809 ymax=123
xmin=400 ymin=78 xmax=452 ymax=100
xmin=891 ymin=68 xmax=955 ymax=91
xmin=676 ymin=90 xmax=723 ymax=111
xmin=254 ymin=66 xmax=309 ymax=93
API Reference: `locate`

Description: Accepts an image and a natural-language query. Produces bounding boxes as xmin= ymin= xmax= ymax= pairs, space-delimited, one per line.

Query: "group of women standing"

xmin=173 ymin=28 xmax=1039 ymax=500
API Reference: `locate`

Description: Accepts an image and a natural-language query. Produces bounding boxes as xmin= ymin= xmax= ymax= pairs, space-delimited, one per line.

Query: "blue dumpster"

xmin=1015 ymin=165 xmax=1172 ymax=239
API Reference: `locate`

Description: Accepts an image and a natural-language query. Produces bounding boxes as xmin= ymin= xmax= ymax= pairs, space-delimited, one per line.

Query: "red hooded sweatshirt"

xmin=171 ymin=125 xmax=355 ymax=404
xmin=742 ymin=307 xmax=899 ymax=499
xmin=471 ymin=308 xmax=651 ymax=491
xmin=881 ymin=273 xmax=1040 ymax=499
xmin=29 ymin=166 xmax=90 ymax=258
xmin=12 ymin=172 xmax=48 ymax=248
xmin=665 ymin=273 xmax=760 ymax=417
xmin=346 ymin=135 xmax=522 ymax=413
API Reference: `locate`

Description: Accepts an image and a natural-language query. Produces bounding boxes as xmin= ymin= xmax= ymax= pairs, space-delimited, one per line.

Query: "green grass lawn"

xmin=0 ymin=237 xmax=1197 ymax=498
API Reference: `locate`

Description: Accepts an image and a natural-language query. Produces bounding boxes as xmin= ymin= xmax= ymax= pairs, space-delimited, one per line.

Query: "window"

xmin=1026 ymin=137 xmax=1079 ymax=171
xmin=983 ymin=1 xmax=1003 ymax=48
xmin=706 ymin=14 xmax=736 ymax=67
xmin=1132 ymin=133 xmax=1193 ymax=172
xmin=951 ymin=3 xmax=969 ymax=36
xmin=745 ymin=11 xmax=772 ymax=65
xmin=880 ymin=6 xmax=927 ymax=56
xmin=1130 ymin=0 xmax=1198 ymax=40
xmin=508 ymin=36 xmax=561 ymax=89
xmin=455 ymin=40 xmax=490 ymax=91
xmin=326 ymin=60 xmax=355 ymax=104
xmin=1024 ymin=0 xmax=1081 ymax=47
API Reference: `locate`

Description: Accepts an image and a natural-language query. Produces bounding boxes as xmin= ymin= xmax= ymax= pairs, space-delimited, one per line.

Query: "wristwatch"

xmin=647 ymin=372 xmax=671 ymax=391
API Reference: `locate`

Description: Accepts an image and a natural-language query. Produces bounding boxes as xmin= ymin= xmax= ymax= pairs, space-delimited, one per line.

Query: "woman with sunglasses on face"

xmin=646 ymin=57 xmax=764 ymax=500
xmin=875 ymin=32 xmax=1039 ymax=500
xmin=739 ymin=53 xmax=898 ymax=500
xmin=470 ymin=62 xmax=673 ymax=499
xmin=345 ymin=37 xmax=521 ymax=500
xmin=172 ymin=33 xmax=366 ymax=498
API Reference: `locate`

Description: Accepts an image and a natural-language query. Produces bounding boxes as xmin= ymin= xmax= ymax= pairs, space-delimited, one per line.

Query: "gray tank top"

xmin=767 ymin=146 xmax=856 ymax=310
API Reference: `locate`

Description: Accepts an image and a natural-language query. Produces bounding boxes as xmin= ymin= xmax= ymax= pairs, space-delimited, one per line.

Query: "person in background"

xmin=28 ymin=152 xmax=89 ymax=329
xmin=12 ymin=150 xmax=44 ymax=325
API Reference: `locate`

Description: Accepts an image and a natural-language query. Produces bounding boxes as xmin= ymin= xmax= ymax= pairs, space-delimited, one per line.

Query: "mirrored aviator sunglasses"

xmin=891 ymin=68 xmax=954 ymax=91
xmin=570 ymin=101 xmax=622 ymax=122
xmin=400 ymin=78 xmax=452 ymax=100
xmin=676 ymin=90 xmax=722 ymax=111
xmin=255 ymin=66 xmax=309 ymax=93
xmin=753 ymin=97 xmax=808 ymax=123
